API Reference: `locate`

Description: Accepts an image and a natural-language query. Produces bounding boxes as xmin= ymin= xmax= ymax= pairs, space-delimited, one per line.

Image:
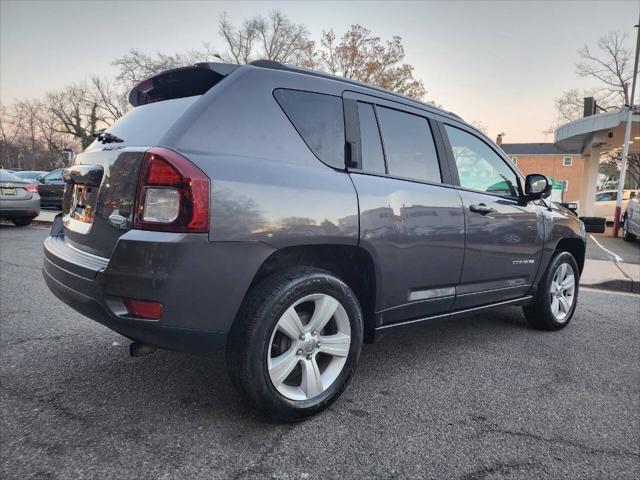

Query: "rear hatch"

xmin=62 ymin=63 xmax=237 ymax=258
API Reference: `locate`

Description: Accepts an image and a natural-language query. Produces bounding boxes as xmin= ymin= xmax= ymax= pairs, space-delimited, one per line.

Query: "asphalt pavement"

xmin=1 ymin=225 xmax=639 ymax=479
xmin=586 ymin=231 xmax=640 ymax=265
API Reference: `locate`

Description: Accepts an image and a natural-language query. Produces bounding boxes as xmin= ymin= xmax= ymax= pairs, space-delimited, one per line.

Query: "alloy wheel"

xmin=549 ymin=262 xmax=575 ymax=322
xmin=267 ymin=293 xmax=351 ymax=401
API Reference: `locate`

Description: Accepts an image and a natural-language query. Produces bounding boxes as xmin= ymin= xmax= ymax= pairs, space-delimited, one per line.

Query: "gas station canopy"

xmin=554 ymin=106 xmax=640 ymax=217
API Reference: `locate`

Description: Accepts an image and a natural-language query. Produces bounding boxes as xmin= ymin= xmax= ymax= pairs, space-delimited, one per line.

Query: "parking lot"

xmin=1 ymin=224 xmax=639 ymax=479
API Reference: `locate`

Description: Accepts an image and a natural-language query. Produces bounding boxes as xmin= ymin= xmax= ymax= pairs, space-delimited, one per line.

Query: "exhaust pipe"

xmin=129 ymin=341 xmax=157 ymax=357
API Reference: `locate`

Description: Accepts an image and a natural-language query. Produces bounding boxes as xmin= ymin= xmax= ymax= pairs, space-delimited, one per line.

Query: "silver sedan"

xmin=0 ymin=170 xmax=41 ymax=226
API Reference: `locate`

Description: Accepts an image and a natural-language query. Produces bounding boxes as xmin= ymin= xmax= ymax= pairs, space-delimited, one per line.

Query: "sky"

xmin=1 ymin=0 xmax=638 ymax=142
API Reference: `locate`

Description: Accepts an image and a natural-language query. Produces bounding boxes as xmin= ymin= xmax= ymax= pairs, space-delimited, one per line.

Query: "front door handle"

xmin=469 ymin=203 xmax=494 ymax=215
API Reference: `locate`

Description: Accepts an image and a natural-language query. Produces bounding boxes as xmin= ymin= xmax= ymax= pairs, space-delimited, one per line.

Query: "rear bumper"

xmin=43 ymin=230 xmax=274 ymax=354
xmin=0 ymin=196 xmax=40 ymax=218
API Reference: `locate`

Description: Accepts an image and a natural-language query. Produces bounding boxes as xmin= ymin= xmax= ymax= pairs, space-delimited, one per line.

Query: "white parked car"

xmin=593 ymin=189 xmax=638 ymax=222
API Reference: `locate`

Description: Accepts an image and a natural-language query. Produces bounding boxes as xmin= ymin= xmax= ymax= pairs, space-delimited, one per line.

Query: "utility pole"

xmin=613 ymin=15 xmax=640 ymax=237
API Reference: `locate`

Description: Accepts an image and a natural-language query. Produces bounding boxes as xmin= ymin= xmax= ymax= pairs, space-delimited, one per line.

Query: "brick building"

xmin=497 ymin=136 xmax=585 ymax=202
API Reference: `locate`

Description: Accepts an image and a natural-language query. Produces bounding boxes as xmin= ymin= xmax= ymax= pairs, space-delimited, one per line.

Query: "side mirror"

xmin=523 ymin=174 xmax=552 ymax=202
xmin=35 ymin=175 xmax=44 ymax=183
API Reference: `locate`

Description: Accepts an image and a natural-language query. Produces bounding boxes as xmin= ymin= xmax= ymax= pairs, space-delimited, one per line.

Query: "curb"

xmin=580 ymin=279 xmax=639 ymax=294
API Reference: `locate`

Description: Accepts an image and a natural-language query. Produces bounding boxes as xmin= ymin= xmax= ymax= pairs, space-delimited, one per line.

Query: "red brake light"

xmin=134 ymin=147 xmax=210 ymax=232
xmin=147 ymin=157 xmax=182 ymax=186
xmin=23 ymin=184 xmax=39 ymax=193
xmin=123 ymin=298 xmax=163 ymax=320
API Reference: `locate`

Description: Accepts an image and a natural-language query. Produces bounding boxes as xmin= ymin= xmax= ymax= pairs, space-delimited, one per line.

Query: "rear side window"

xmin=274 ymin=89 xmax=345 ymax=168
xmin=357 ymin=103 xmax=386 ymax=174
xmin=376 ymin=107 xmax=441 ymax=183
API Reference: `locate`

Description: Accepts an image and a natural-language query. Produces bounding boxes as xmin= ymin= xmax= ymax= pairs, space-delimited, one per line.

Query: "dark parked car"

xmin=36 ymin=168 xmax=65 ymax=209
xmin=0 ymin=170 xmax=40 ymax=226
xmin=43 ymin=61 xmax=586 ymax=420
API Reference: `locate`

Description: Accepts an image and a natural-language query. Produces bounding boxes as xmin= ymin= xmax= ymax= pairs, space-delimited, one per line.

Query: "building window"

xmin=561 ymin=180 xmax=569 ymax=192
xmin=563 ymin=156 xmax=572 ymax=166
xmin=510 ymin=156 xmax=518 ymax=164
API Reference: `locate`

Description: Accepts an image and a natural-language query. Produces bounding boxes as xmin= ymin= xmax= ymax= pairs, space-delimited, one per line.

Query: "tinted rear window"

xmin=274 ymin=89 xmax=345 ymax=168
xmin=376 ymin=107 xmax=441 ymax=183
xmin=87 ymin=96 xmax=199 ymax=150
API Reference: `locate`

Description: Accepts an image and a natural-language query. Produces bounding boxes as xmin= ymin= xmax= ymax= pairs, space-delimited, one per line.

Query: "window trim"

xmin=439 ymin=121 xmax=524 ymax=201
xmin=342 ymin=91 xmax=454 ymax=186
xmin=563 ymin=156 xmax=573 ymax=167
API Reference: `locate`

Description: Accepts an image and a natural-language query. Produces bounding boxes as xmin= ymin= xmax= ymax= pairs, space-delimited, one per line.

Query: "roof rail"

xmin=248 ymin=59 xmax=462 ymax=120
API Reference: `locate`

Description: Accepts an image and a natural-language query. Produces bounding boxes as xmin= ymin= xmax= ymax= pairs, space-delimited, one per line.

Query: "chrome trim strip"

xmin=408 ymin=286 xmax=456 ymax=302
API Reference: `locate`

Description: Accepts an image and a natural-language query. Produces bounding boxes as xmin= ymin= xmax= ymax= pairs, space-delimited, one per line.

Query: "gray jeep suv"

xmin=43 ymin=61 xmax=586 ymax=420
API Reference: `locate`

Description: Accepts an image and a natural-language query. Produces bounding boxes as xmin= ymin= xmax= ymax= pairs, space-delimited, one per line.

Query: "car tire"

xmin=12 ymin=217 xmax=33 ymax=227
xmin=523 ymin=251 xmax=579 ymax=331
xmin=623 ymin=215 xmax=636 ymax=242
xmin=226 ymin=267 xmax=363 ymax=422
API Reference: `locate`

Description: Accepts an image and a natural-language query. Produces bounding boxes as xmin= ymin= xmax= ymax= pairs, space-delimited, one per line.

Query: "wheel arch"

xmin=244 ymin=244 xmax=378 ymax=343
xmin=553 ymin=237 xmax=586 ymax=274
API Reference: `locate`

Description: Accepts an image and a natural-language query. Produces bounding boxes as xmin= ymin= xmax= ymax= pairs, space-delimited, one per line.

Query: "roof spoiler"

xmin=128 ymin=62 xmax=239 ymax=107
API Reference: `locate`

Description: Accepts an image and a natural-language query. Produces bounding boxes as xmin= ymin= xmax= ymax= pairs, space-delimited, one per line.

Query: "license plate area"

xmin=1 ymin=188 xmax=16 ymax=196
xmin=63 ymin=185 xmax=97 ymax=234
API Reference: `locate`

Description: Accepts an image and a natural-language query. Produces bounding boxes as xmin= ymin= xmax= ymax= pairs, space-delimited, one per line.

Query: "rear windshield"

xmin=87 ymin=96 xmax=199 ymax=150
xmin=0 ymin=170 xmax=22 ymax=181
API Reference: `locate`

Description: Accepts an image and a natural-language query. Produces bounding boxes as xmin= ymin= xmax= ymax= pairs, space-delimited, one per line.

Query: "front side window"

xmin=274 ymin=89 xmax=345 ymax=168
xmin=357 ymin=103 xmax=386 ymax=174
xmin=563 ymin=156 xmax=573 ymax=166
xmin=376 ymin=106 xmax=441 ymax=183
xmin=445 ymin=125 xmax=518 ymax=197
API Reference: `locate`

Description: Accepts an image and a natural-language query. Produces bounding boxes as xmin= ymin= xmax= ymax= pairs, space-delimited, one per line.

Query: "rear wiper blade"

xmin=93 ymin=130 xmax=124 ymax=144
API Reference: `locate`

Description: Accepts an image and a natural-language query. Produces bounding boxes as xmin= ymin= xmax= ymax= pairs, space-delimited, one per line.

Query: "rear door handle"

xmin=469 ymin=203 xmax=494 ymax=215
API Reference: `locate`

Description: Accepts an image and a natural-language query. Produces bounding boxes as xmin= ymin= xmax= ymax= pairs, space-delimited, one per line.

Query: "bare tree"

xmin=602 ymin=151 xmax=640 ymax=189
xmin=112 ymin=13 xmax=427 ymax=101
xmin=45 ymin=83 xmax=106 ymax=150
xmin=552 ymin=31 xmax=633 ymax=125
xmin=576 ymin=31 xmax=632 ymax=105
xmin=318 ymin=25 xmax=427 ymax=99
xmin=217 ymin=11 xmax=315 ymax=65
xmin=112 ymin=48 xmax=216 ymax=88
xmin=90 ymin=76 xmax=129 ymax=122
xmin=0 ymin=104 xmax=25 ymax=169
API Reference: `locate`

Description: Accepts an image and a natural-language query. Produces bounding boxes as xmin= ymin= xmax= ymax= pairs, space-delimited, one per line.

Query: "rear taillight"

xmin=134 ymin=147 xmax=210 ymax=232
xmin=23 ymin=184 xmax=39 ymax=193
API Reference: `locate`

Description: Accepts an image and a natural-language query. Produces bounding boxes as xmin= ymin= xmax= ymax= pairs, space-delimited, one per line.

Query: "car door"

xmin=343 ymin=92 xmax=465 ymax=325
xmin=39 ymin=169 xmax=64 ymax=205
xmin=441 ymin=123 xmax=544 ymax=310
